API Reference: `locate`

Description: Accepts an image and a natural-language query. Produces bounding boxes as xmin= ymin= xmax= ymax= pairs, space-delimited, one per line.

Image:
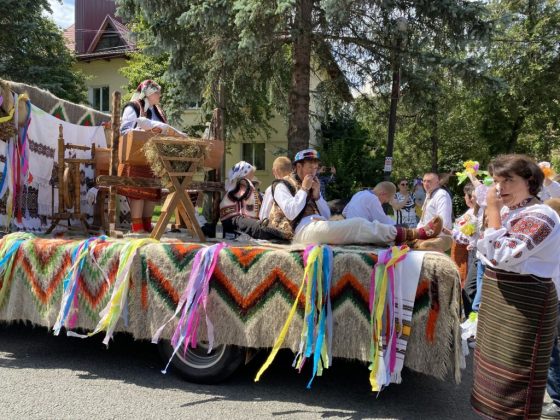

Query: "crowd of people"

xmin=217 ymin=150 xmax=560 ymax=419
xmin=120 ymin=80 xmax=560 ymax=418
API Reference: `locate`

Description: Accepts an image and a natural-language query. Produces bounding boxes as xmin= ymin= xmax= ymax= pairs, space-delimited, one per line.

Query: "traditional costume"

xmin=220 ymin=161 xmax=287 ymax=240
xmin=269 ymin=149 xmax=442 ymax=245
xmin=472 ymin=200 xmax=560 ymax=419
xmin=118 ymin=80 xmax=164 ymax=204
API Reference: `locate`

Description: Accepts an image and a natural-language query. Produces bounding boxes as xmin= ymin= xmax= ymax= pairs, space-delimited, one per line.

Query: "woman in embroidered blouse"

xmin=471 ymin=154 xmax=560 ymax=419
xmin=391 ymin=179 xmax=417 ymax=228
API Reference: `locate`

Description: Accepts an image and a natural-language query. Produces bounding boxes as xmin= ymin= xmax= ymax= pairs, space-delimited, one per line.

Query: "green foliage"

xmin=0 ymin=0 xmax=87 ymax=103
xmin=318 ymin=112 xmax=384 ymax=201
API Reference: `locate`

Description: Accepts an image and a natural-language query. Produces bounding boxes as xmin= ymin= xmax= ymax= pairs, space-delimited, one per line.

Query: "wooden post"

xmin=108 ymin=91 xmax=121 ymax=233
xmin=57 ymin=125 xmax=64 ymax=213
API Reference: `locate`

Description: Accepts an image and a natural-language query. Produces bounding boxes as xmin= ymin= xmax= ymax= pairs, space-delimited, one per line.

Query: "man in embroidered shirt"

xmin=416 ymin=172 xmax=453 ymax=251
xmin=267 ymin=149 xmax=442 ymax=245
xmin=342 ymin=182 xmax=396 ymax=225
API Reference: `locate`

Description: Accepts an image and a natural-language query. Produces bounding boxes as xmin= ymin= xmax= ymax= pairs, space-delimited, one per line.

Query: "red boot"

xmin=142 ymin=217 xmax=153 ymax=233
xmin=395 ymin=216 xmax=443 ymax=244
xmin=131 ymin=218 xmax=144 ymax=233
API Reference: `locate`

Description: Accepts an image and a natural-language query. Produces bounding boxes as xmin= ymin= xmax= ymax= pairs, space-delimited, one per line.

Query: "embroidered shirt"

xmin=342 ymin=190 xmax=395 ymax=225
xmin=273 ymin=181 xmax=331 ymax=234
xmin=451 ymin=207 xmax=483 ymax=248
xmin=477 ymin=203 xmax=560 ymax=294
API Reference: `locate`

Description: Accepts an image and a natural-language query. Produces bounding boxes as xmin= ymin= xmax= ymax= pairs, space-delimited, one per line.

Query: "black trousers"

xmin=223 ymin=216 xmax=288 ymax=241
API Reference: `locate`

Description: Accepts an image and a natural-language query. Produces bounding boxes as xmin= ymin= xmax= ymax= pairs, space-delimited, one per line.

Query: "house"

xmin=63 ymin=1 xmax=344 ymax=188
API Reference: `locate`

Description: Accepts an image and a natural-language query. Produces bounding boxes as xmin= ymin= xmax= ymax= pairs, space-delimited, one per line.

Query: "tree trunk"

xmin=287 ymin=0 xmax=313 ymax=158
xmin=385 ymin=37 xmax=402 ymax=180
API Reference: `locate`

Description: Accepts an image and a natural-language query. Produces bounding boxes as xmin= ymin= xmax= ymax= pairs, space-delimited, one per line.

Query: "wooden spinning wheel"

xmin=46 ymin=124 xmax=96 ymax=235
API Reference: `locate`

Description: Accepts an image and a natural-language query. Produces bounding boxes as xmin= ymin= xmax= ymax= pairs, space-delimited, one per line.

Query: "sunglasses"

xmin=399 ymin=182 xmax=408 ymax=186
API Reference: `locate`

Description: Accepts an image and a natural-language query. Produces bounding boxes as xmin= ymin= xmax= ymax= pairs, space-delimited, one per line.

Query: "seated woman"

xmin=119 ymin=79 xmax=166 ymax=233
xmin=220 ymin=161 xmax=288 ymax=241
xmin=471 ymin=154 xmax=560 ymax=419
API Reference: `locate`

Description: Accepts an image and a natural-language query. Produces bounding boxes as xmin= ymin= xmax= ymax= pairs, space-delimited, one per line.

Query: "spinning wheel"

xmin=62 ymin=166 xmax=75 ymax=210
xmin=46 ymin=124 xmax=95 ymax=235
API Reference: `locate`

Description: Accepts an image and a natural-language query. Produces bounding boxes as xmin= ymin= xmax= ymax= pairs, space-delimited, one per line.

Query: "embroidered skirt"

xmin=116 ymin=164 xmax=161 ymax=202
xmin=471 ymin=267 xmax=558 ymax=419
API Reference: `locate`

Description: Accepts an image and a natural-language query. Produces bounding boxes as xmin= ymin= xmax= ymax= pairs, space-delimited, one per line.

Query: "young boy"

xmin=259 ymin=156 xmax=292 ymax=221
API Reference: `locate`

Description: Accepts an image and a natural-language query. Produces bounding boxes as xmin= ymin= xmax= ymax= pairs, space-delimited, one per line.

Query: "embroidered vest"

xmin=124 ymin=100 xmax=168 ymax=124
xmin=219 ymin=178 xmax=261 ymax=221
xmin=268 ymin=173 xmax=320 ymax=238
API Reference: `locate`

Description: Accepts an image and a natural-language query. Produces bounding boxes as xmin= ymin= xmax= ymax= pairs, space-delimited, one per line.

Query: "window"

xmin=242 ymin=143 xmax=266 ymax=170
xmin=91 ymin=86 xmax=110 ymax=112
xmin=95 ymin=23 xmax=126 ymax=52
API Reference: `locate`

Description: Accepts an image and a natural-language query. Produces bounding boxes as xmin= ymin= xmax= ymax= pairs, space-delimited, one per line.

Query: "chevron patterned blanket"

xmin=0 ymin=237 xmax=462 ymax=382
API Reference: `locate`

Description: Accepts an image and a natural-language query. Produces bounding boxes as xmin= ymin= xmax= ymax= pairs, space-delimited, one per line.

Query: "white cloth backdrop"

xmin=0 ymin=105 xmax=107 ymax=231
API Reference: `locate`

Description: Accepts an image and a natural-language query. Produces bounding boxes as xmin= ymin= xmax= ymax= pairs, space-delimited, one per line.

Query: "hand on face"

xmin=302 ymin=174 xmax=314 ymax=191
xmin=486 ymin=185 xmax=503 ymax=209
xmin=311 ymin=177 xmax=321 ymax=199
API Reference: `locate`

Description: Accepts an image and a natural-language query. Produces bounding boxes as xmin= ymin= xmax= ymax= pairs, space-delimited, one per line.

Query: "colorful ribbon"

xmin=255 ymin=244 xmax=333 ymax=388
xmin=369 ymin=245 xmax=409 ymax=392
xmin=53 ymin=236 xmax=108 ymax=336
xmin=89 ymin=237 xmax=157 ymax=346
xmin=152 ymin=242 xmax=227 ymax=374
xmin=0 ymin=93 xmax=31 ymax=228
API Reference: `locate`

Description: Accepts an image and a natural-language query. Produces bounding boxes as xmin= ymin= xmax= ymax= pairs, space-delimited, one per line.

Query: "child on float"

xmin=219 ymin=161 xmax=288 ymax=241
xmin=259 ymin=156 xmax=292 ymax=221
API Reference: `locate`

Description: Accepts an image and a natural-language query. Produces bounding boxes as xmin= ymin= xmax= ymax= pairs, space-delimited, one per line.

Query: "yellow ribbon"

xmin=255 ymin=246 xmax=322 ymax=382
xmin=0 ymin=106 xmax=15 ymax=124
xmin=369 ymin=245 xmax=409 ymax=392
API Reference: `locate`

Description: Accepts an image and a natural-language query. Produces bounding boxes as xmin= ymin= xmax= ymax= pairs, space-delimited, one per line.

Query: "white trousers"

xmin=294 ymin=217 xmax=397 ymax=245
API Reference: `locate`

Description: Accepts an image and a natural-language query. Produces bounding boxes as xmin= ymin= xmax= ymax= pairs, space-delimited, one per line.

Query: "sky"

xmin=47 ymin=0 xmax=75 ymax=29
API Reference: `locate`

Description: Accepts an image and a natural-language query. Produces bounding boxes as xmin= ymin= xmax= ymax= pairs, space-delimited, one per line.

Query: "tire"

xmin=157 ymin=340 xmax=245 ymax=384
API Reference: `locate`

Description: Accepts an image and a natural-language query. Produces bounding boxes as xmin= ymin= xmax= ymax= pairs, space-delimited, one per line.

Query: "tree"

xmin=117 ymin=0 xmax=491 ymax=160
xmin=477 ymin=0 xmax=560 ymax=158
xmin=0 ymin=0 xmax=87 ymax=103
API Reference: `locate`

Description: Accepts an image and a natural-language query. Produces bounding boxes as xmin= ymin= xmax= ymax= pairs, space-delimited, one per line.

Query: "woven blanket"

xmin=0 ymin=238 xmax=462 ymax=382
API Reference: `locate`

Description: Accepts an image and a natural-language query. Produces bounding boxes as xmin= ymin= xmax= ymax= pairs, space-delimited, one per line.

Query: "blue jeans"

xmin=547 ymin=303 xmax=560 ymax=407
xmin=472 ymin=260 xmax=485 ymax=312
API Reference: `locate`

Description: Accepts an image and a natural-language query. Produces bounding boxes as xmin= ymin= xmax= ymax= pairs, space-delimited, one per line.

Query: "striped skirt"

xmin=471 ymin=267 xmax=558 ymax=419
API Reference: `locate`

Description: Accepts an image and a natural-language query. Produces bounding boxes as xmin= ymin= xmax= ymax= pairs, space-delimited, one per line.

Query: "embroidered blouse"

xmin=477 ymin=203 xmax=560 ymax=289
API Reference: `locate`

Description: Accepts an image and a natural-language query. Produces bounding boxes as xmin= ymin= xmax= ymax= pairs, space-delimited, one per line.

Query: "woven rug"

xmin=0 ymin=238 xmax=462 ymax=382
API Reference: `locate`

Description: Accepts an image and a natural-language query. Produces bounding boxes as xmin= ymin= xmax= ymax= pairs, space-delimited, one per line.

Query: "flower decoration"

xmin=538 ymin=162 xmax=556 ymax=180
xmin=456 ymin=160 xmax=490 ymax=185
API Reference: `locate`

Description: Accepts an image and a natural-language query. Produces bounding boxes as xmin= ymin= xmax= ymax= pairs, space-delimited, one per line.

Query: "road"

xmin=0 ymin=323 xmax=478 ymax=419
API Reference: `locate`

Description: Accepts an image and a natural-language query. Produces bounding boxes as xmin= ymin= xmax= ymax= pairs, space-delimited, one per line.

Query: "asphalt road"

xmin=0 ymin=322 xmax=478 ymax=419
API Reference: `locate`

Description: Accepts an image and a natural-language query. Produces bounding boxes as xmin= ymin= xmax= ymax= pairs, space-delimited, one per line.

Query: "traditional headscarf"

xmin=225 ymin=161 xmax=256 ymax=192
xmin=131 ymin=79 xmax=162 ymax=112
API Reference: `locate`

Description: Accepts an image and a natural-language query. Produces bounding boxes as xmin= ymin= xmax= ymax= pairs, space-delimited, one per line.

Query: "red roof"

xmin=63 ymin=24 xmax=76 ymax=52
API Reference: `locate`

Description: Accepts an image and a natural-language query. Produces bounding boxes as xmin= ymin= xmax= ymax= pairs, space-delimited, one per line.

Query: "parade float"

xmin=0 ymin=80 xmax=464 ymax=390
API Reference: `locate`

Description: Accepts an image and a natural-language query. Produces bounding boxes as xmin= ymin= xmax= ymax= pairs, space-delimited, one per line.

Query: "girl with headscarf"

xmin=118 ymin=79 xmax=166 ymax=233
xmin=219 ymin=161 xmax=288 ymax=240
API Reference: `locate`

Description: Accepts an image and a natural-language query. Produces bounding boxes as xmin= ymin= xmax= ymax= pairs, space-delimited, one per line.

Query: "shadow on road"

xmin=0 ymin=322 xmax=477 ymax=419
